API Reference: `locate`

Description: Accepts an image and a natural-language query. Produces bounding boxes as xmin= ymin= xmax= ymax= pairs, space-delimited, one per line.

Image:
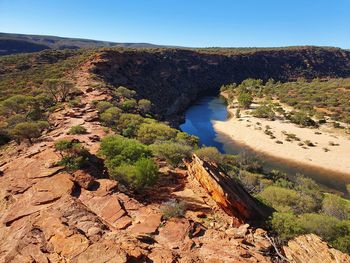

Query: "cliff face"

xmin=91 ymin=47 xmax=350 ymax=119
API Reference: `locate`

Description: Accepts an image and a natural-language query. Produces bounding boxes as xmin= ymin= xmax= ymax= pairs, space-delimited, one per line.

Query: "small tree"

xmin=270 ymin=212 xmax=303 ymax=240
xmin=194 ymin=147 xmax=223 ymax=163
xmin=137 ymin=123 xmax=177 ymax=145
xmin=99 ymin=135 xmax=151 ymax=167
xmin=96 ymin=101 xmax=113 ymax=113
xmin=252 ymin=103 xmax=275 ymax=120
xmin=43 ymin=79 xmax=75 ymax=102
xmin=237 ymin=92 xmax=253 ymax=109
xmin=111 ymin=158 xmax=158 ymax=190
xmin=115 ymin=113 xmax=145 ymax=138
xmin=99 ymin=135 xmax=157 ymax=190
xmin=114 ymin=86 xmax=136 ymax=99
xmin=0 ymin=95 xmax=34 ymax=116
xmin=100 ymin=107 xmax=122 ymax=126
xmin=138 ymin=99 xmax=152 ymax=114
xmin=322 ymin=194 xmax=350 ymax=220
xmin=150 ymin=142 xmax=192 ymax=167
xmin=235 ymin=108 xmax=241 ymax=118
xmin=10 ymin=121 xmax=49 ymax=144
xmin=175 ymin=132 xmax=199 ymax=147
xmin=119 ymin=99 xmax=137 ymax=111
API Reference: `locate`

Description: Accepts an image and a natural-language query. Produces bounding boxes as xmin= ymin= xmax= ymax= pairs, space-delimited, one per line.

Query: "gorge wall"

xmin=91 ymin=47 xmax=350 ymax=120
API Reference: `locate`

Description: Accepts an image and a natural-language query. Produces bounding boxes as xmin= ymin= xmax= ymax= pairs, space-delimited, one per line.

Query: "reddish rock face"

xmin=92 ymin=48 xmax=350 ymax=120
xmin=184 ymin=154 xmax=271 ymax=225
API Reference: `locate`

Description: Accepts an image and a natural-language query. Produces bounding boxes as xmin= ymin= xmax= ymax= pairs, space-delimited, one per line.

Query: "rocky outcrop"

xmin=1 ymin=55 xmax=349 ymax=262
xmin=91 ymin=47 xmax=350 ymax=119
xmin=184 ymin=154 xmax=271 ymax=225
xmin=284 ymin=234 xmax=350 ymax=263
xmin=0 ymin=70 xmax=278 ymax=262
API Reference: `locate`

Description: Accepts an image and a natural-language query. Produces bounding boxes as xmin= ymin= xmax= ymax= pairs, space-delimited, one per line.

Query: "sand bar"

xmin=213 ymin=107 xmax=350 ymax=179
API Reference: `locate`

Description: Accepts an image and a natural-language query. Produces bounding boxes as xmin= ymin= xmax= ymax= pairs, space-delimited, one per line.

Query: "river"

xmin=180 ymin=95 xmax=350 ymax=195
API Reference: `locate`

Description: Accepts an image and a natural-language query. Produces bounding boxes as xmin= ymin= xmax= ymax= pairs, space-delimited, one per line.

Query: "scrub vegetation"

xmin=222 ymin=77 xmax=350 ymax=125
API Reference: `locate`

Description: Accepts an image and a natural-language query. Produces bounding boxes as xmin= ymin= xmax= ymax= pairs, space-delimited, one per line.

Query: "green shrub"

xmin=150 ymin=142 xmax=192 ymax=167
xmin=322 ymin=194 xmax=350 ymax=220
xmin=68 ymin=98 xmax=82 ymax=108
xmin=270 ymin=212 xmax=303 ymax=240
xmin=9 ymin=121 xmax=49 ymax=143
xmin=237 ymin=92 xmax=253 ymax=109
xmin=99 ymin=135 xmax=151 ymax=168
xmin=194 ymin=147 xmax=223 ymax=163
xmin=138 ymin=99 xmax=152 ymax=114
xmin=0 ymin=95 xmax=34 ymax=116
xmin=96 ymin=101 xmax=113 ymax=113
xmin=293 ymin=174 xmax=322 ymax=203
xmin=110 ymin=158 xmax=158 ymax=190
xmin=175 ymin=132 xmax=199 ymax=147
xmin=288 ymin=111 xmax=317 ymax=127
xmin=137 ymin=123 xmax=177 ymax=145
xmin=54 ymin=139 xmax=75 ymax=152
xmin=252 ymin=103 xmax=275 ymax=119
xmin=330 ymin=220 xmax=350 ymax=253
xmin=99 ymin=135 xmax=158 ymax=190
xmin=115 ymin=113 xmax=145 ymax=137
xmin=265 ymin=169 xmax=288 ymax=182
xmin=236 ymin=152 xmax=263 ymax=173
xmin=258 ymin=186 xmax=317 ymax=213
xmin=114 ymin=86 xmax=136 ymax=99
xmin=271 ymin=212 xmax=350 ymax=253
xmin=68 ymin=125 xmax=87 ymax=135
xmin=100 ymin=107 xmax=122 ymax=126
xmin=297 ymin=213 xmax=341 ymax=241
xmin=4 ymin=114 xmax=27 ymax=128
xmin=119 ymin=99 xmax=137 ymax=111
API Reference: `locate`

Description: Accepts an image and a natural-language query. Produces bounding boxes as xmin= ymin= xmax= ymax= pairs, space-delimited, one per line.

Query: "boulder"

xmin=155 ymin=218 xmax=191 ymax=249
xmin=130 ymin=212 xmax=162 ymax=236
xmin=72 ymin=170 xmax=95 ymax=189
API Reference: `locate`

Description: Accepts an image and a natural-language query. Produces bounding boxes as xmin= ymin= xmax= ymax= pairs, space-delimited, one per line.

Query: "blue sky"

xmin=0 ymin=0 xmax=349 ymax=48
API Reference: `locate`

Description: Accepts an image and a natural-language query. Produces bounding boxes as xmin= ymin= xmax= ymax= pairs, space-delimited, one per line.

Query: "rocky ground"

xmin=0 ymin=64 xmax=349 ymax=262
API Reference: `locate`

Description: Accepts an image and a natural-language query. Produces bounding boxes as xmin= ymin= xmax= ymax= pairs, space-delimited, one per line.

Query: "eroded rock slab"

xmin=184 ymin=154 xmax=270 ymax=225
xmin=283 ymin=234 xmax=350 ymax=263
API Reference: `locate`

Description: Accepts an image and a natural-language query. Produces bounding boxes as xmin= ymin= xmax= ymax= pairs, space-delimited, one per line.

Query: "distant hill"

xmin=0 ymin=32 xmax=168 ymax=55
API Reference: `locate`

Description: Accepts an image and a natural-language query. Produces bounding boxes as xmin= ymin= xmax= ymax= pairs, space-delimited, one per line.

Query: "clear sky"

xmin=0 ymin=0 xmax=349 ymax=48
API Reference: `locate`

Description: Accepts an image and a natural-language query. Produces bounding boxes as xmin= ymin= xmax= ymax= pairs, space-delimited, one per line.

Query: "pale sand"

xmin=213 ymin=107 xmax=350 ymax=178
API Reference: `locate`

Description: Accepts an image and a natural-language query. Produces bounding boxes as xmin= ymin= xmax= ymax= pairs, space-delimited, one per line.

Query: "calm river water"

xmin=180 ymin=96 xmax=350 ymax=195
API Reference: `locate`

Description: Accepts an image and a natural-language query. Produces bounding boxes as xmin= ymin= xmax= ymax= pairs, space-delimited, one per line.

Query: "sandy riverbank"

xmin=213 ymin=106 xmax=350 ymax=178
